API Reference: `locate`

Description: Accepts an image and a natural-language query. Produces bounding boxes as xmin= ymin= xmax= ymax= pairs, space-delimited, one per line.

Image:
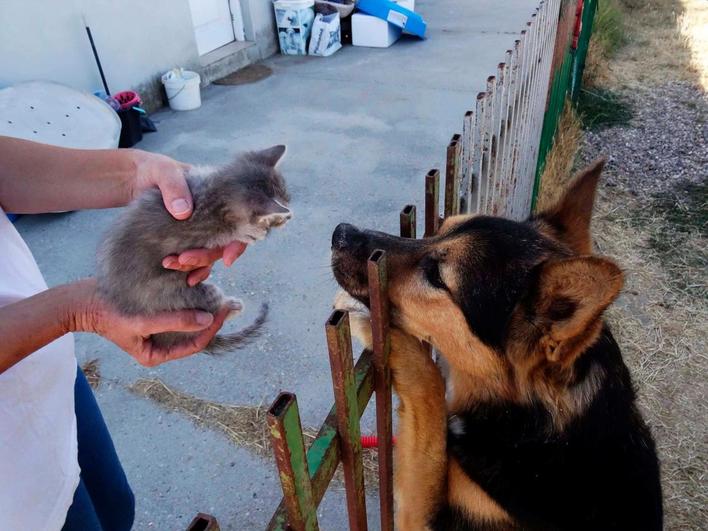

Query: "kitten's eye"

xmin=422 ymin=257 xmax=447 ymax=290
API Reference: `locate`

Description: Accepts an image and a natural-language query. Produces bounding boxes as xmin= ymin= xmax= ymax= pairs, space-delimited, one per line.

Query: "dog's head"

xmin=331 ymin=159 xmax=622 ymax=411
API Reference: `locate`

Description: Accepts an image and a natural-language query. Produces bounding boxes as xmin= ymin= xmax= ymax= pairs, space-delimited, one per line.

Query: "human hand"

xmin=162 ymin=241 xmax=248 ymax=287
xmin=128 ymin=150 xmax=248 ymax=286
xmin=129 ymin=149 xmax=193 ymax=219
xmin=71 ymin=279 xmax=230 ymax=366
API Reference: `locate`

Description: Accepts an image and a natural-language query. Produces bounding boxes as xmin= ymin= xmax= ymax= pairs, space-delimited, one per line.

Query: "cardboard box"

xmin=352 ymin=12 xmax=402 ymax=48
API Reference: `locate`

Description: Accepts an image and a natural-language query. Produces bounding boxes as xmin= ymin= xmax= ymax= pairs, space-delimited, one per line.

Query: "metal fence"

xmin=187 ymin=1 xmax=597 ymax=530
xmin=456 ymin=0 xmax=596 ymax=220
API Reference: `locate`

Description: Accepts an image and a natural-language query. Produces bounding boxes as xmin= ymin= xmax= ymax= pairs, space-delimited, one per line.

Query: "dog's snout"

xmin=332 ymin=223 xmax=359 ymax=251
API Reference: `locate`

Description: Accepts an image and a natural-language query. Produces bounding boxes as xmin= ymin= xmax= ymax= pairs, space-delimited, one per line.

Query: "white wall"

xmin=0 ymin=0 xmax=277 ymax=106
xmin=0 ymin=0 xmax=200 ymax=95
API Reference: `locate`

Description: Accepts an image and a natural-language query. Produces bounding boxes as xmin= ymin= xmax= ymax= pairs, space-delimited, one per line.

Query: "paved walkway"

xmin=17 ymin=0 xmax=538 ymax=528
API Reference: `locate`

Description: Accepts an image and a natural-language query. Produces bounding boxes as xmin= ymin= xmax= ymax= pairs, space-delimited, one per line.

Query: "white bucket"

xmin=161 ymin=68 xmax=201 ymax=111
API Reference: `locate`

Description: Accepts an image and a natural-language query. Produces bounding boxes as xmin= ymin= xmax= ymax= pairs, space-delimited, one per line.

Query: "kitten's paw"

xmin=333 ymin=289 xmax=368 ymax=315
xmin=225 ymin=297 xmax=244 ymax=319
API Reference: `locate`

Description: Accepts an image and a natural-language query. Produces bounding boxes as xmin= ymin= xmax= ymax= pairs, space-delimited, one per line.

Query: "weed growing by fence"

xmin=577 ymin=87 xmax=633 ymax=129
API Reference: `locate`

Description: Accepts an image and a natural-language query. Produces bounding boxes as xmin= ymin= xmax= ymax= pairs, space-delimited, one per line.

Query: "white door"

xmin=188 ymin=0 xmax=245 ymax=55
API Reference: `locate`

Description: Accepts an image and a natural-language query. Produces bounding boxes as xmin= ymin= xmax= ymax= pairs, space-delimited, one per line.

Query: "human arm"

xmin=0 ymin=136 xmax=247 ymax=283
xmin=0 ymin=135 xmax=194 ymax=218
xmin=0 ymin=278 xmax=230 ymax=374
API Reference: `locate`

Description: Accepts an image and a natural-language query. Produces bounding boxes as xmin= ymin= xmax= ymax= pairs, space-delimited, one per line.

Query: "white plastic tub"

xmin=161 ymin=69 xmax=201 ymax=111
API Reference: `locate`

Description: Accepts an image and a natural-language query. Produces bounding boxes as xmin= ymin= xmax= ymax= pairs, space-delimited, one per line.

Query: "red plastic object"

xmin=572 ymin=0 xmax=584 ymax=49
xmin=361 ymin=435 xmax=396 ymax=448
xmin=114 ymin=90 xmax=141 ymax=111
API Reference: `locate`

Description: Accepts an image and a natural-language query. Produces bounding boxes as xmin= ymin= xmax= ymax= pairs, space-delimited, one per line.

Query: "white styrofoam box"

xmin=352 ymin=13 xmax=402 ymax=48
xmin=397 ymin=0 xmax=414 ymax=10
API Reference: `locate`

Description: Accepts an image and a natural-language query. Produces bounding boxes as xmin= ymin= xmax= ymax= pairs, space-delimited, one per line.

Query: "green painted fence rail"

xmin=532 ymin=0 xmax=597 ymax=210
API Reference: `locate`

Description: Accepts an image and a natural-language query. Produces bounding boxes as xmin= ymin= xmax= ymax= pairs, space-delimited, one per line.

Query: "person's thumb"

xmin=159 ymin=173 xmax=193 ymax=220
xmin=139 ymin=310 xmax=213 ymax=335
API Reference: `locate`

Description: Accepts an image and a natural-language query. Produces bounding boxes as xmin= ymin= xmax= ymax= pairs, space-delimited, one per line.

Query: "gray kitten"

xmin=97 ymin=145 xmax=291 ymax=353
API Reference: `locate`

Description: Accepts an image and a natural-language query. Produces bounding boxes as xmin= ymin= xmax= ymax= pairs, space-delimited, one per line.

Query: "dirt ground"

xmin=553 ymin=1 xmax=707 ymax=528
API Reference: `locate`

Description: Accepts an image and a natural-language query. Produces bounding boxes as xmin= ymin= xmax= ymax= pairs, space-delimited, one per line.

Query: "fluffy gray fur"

xmin=96 ymin=145 xmax=291 ymax=353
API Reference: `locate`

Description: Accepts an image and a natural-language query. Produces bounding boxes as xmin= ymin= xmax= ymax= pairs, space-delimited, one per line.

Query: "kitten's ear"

xmin=250 ymin=145 xmax=287 ymax=167
xmin=257 ymin=197 xmax=292 ymax=226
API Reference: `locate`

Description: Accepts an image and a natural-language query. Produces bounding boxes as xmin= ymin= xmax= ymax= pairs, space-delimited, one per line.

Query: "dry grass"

xmin=583 ymin=36 xmax=611 ymax=87
xmin=678 ymin=0 xmax=708 ymax=90
xmin=130 ymin=378 xmax=381 ymax=489
xmin=543 ymin=0 xmax=708 ymax=526
xmin=592 ymin=185 xmax=708 ymax=530
xmin=81 ymin=358 xmax=101 ymax=389
xmin=535 ymin=101 xmax=583 ymax=212
xmin=598 ymin=0 xmax=705 ymax=90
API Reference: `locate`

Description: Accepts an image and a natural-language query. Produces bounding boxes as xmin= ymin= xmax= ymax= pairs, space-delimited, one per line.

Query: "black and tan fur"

xmin=332 ymin=160 xmax=662 ymax=530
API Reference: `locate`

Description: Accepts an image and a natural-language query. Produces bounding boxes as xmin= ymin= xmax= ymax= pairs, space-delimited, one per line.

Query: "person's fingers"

xmin=136 ymin=310 xmax=213 ymax=335
xmin=162 ymin=255 xmax=180 ymax=269
xmin=187 ymin=266 xmax=212 ymax=287
xmin=132 ymin=306 xmax=230 ymax=366
xmin=223 ymin=241 xmax=248 ymax=267
xmin=140 ymin=340 xmax=198 ymax=365
xmin=190 ymin=306 xmax=231 ymax=349
xmin=162 ymin=248 xmax=221 ymax=272
xmin=177 ymin=247 xmax=223 ymax=268
xmin=158 ymin=171 xmax=193 ymax=220
xmin=142 ymin=307 xmax=229 ymax=363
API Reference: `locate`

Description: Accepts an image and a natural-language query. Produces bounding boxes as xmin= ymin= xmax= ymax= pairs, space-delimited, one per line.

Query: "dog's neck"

xmin=442 ymin=329 xmax=610 ymax=430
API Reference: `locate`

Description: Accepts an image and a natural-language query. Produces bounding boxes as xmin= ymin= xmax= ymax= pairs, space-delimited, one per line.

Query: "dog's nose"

xmin=332 ymin=223 xmax=358 ymax=251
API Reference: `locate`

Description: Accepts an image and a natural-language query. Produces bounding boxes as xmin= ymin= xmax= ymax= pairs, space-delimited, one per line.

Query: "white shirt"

xmin=0 ymin=208 xmax=79 ymax=530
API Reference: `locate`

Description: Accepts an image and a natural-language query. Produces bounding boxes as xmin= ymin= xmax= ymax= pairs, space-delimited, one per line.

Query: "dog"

xmin=331 ymin=159 xmax=663 ymax=530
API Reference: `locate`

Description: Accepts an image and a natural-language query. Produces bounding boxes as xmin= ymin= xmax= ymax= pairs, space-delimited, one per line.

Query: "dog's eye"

xmin=422 ymin=258 xmax=447 ymax=290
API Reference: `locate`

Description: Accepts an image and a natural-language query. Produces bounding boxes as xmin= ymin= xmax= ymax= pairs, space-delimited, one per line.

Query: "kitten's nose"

xmin=332 ymin=223 xmax=359 ymax=251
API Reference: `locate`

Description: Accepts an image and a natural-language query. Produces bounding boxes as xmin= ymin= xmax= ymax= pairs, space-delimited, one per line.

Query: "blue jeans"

xmin=62 ymin=367 xmax=135 ymax=531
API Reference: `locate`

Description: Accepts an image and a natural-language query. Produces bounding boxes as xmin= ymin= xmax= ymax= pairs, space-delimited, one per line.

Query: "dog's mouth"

xmin=331 ymin=223 xmax=374 ymax=306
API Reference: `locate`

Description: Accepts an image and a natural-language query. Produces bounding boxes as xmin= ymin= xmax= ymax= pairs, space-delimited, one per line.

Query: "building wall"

xmin=0 ymin=0 xmax=277 ymax=109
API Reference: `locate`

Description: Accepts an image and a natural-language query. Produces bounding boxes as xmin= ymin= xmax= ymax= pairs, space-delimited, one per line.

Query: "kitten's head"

xmin=210 ymin=145 xmax=292 ymax=242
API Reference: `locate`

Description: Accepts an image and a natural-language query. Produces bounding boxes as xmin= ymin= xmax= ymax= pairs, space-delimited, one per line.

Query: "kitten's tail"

xmin=205 ymin=303 xmax=269 ymax=354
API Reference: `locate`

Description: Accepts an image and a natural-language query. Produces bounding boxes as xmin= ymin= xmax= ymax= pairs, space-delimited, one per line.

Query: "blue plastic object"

xmin=356 ymin=0 xmax=426 ymax=38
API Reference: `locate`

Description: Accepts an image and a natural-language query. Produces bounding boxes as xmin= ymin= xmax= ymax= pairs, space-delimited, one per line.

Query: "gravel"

xmin=580 ymin=82 xmax=708 ymax=198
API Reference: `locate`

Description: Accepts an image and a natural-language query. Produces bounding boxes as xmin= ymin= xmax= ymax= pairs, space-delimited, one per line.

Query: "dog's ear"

xmin=533 ymin=256 xmax=623 ymax=364
xmin=538 ymin=158 xmax=605 ymax=254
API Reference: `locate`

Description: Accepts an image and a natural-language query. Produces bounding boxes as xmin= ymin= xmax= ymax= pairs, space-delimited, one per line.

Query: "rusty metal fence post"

xmin=261 ymin=253 xmax=392 ymax=531
xmin=367 ymin=250 xmax=394 ymax=531
xmin=267 ymin=393 xmax=320 ymax=531
xmin=326 ymin=311 xmax=368 ymax=531
xmin=425 ymin=169 xmax=441 ymax=237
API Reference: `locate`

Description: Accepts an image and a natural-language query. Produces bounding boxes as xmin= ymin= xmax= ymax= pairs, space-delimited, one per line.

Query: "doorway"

xmin=188 ymin=0 xmax=246 ymax=55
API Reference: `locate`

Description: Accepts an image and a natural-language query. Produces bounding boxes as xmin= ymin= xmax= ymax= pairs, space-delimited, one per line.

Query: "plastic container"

xmin=114 ymin=90 xmax=141 ymax=111
xmin=273 ymin=0 xmax=315 ymax=55
xmin=356 ymin=0 xmax=427 ymax=38
xmin=161 ymin=69 xmax=202 ymax=111
xmin=315 ymin=0 xmax=355 ymax=18
xmin=118 ymin=108 xmax=142 ymax=147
